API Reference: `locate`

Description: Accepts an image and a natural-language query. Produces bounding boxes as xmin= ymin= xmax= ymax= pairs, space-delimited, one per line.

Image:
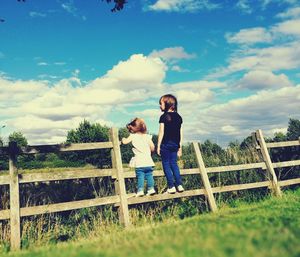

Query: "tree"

xmin=287 ymin=118 xmax=300 ymax=140
xmin=65 ymin=120 xmax=111 ymax=168
xmin=8 ymin=131 xmax=28 ymax=147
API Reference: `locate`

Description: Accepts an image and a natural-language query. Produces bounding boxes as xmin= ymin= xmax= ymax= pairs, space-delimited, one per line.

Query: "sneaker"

xmin=146 ymin=188 xmax=156 ymax=196
xmin=167 ymin=187 xmax=176 ymax=194
xmin=135 ymin=191 xmax=144 ymax=197
xmin=177 ymin=185 xmax=184 ymax=192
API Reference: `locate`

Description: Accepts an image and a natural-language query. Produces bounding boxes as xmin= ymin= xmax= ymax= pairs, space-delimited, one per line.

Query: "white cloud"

xmin=209 ymin=41 xmax=300 ymax=78
xmin=272 ymin=19 xmax=300 ymax=37
xmin=61 ymin=1 xmax=77 ymax=15
xmin=170 ymin=65 xmax=189 ymax=72
xmin=185 ymin=85 xmax=300 ymax=145
xmin=277 ymin=7 xmax=300 ymax=19
xmin=149 ymin=47 xmax=196 ymax=63
xmin=29 ymin=12 xmax=47 ymax=18
xmin=0 ymin=53 xmax=168 ymax=144
xmin=226 ymin=27 xmax=273 ymax=45
xmin=236 ymin=0 xmax=252 ymax=14
xmin=94 ymin=54 xmax=167 ymax=91
xmin=38 ymin=62 xmax=48 ymax=66
xmin=237 ymin=70 xmax=293 ymax=90
xmin=148 ymin=0 xmax=220 ymax=12
xmin=221 ymin=125 xmax=239 ymax=135
xmin=54 ymin=62 xmax=66 ymax=66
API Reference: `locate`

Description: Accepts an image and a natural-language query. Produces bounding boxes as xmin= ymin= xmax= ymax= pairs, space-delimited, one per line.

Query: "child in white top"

xmin=122 ymin=118 xmax=156 ymax=197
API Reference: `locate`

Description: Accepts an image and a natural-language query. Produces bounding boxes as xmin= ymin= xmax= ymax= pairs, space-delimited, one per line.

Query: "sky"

xmin=0 ymin=0 xmax=300 ymax=147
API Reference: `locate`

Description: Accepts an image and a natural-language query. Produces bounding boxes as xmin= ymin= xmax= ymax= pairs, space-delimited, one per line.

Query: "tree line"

xmin=0 ymin=118 xmax=299 ymax=172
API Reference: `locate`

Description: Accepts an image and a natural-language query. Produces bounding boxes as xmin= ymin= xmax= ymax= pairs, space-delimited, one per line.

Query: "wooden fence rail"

xmin=0 ymin=128 xmax=299 ymax=250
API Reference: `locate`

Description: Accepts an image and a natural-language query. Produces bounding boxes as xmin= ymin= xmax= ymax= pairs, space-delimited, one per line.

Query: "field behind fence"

xmin=0 ymin=128 xmax=299 ymax=250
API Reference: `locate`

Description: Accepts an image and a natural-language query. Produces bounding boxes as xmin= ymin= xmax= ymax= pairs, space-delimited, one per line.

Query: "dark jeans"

xmin=161 ymin=141 xmax=182 ymax=188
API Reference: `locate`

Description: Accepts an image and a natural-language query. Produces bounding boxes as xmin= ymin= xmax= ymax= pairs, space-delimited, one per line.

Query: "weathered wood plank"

xmin=0 ymin=196 xmax=120 ymax=220
xmin=278 ymin=178 xmax=300 ymax=187
xmin=122 ymin=163 xmax=267 ymax=179
xmin=19 ymin=168 xmax=115 ymax=184
xmin=266 ymin=140 xmax=300 ymax=149
xmin=20 ymin=195 xmax=119 ymax=217
xmin=212 ymin=181 xmax=271 ymax=193
xmin=192 ymin=142 xmax=218 ymax=212
xmin=20 ymin=142 xmax=113 ymax=154
xmin=272 ymin=160 xmax=300 ymax=169
xmin=0 ymin=174 xmax=10 ymax=185
xmin=126 ymin=189 xmax=206 ymax=205
xmin=0 ymin=209 xmax=9 ymax=220
xmin=255 ymin=130 xmax=282 ymax=196
xmin=9 ymin=142 xmax=21 ymax=250
xmin=110 ymin=128 xmax=130 ymax=227
xmin=206 ymin=162 xmax=266 ymax=173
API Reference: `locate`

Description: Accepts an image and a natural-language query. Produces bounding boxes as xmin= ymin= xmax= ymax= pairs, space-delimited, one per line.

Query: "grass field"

xmin=5 ymin=188 xmax=300 ymax=257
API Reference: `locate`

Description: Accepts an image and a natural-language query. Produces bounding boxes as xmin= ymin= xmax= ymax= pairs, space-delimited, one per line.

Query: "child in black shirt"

xmin=157 ymin=94 xmax=184 ymax=194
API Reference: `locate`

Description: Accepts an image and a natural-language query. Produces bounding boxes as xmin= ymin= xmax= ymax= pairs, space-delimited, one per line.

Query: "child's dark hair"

xmin=159 ymin=94 xmax=178 ymax=112
xmin=126 ymin=118 xmax=147 ymax=134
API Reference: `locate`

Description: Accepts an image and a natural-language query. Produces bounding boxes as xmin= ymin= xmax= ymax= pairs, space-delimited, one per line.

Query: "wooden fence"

xmin=0 ymin=128 xmax=299 ymax=250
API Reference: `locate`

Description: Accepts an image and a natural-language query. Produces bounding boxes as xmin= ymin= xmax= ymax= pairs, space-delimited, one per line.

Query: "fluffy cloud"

xmin=185 ymin=85 xmax=300 ymax=145
xmin=237 ymin=70 xmax=293 ymax=90
xmin=0 ymin=54 xmax=168 ymax=144
xmin=209 ymin=41 xmax=300 ymax=78
xmin=276 ymin=6 xmax=300 ymax=19
xmin=272 ymin=19 xmax=300 ymax=37
xmin=149 ymin=47 xmax=196 ymax=63
xmin=226 ymin=27 xmax=273 ymax=45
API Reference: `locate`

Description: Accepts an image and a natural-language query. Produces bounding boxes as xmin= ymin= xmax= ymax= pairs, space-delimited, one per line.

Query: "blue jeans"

xmin=135 ymin=167 xmax=154 ymax=192
xmin=161 ymin=141 xmax=182 ymax=188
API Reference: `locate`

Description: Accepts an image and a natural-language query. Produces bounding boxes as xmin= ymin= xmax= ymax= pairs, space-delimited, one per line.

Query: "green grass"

xmin=6 ymin=188 xmax=300 ymax=257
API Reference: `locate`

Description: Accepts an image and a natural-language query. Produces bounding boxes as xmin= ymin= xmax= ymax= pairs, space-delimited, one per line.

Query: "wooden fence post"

xmin=9 ymin=142 xmax=21 ymax=250
xmin=255 ymin=129 xmax=282 ymax=196
xmin=109 ymin=128 xmax=130 ymax=227
xmin=192 ymin=142 xmax=217 ymax=212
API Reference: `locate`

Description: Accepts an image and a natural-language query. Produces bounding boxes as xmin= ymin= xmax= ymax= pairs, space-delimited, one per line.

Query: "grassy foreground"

xmin=6 ymin=188 xmax=300 ymax=257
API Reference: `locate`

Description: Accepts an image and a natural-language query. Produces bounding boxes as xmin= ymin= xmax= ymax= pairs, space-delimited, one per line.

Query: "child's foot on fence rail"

xmin=135 ymin=191 xmax=144 ymax=197
xmin=167 ymin=187 xmax=176 ymax=194
xmin=146 ymin=188 xmax=156 ymax=196
xmin=177 ymin=185 xmax=184 ymax=193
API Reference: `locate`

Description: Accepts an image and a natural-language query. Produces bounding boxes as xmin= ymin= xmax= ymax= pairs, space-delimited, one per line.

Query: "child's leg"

xmin=135 ymin=168 xmax=145 ymax=192
xmin=161 ymin=148 xmax=175 ymax=188
xmin=144 ymin=167 xmax=154 ymax=190
xmin=169 ymin=151 xmax=182 ymax=186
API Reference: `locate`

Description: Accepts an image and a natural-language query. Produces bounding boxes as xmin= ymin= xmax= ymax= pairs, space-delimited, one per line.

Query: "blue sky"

xmin=0 ymin=0 xmax=300 ymax=146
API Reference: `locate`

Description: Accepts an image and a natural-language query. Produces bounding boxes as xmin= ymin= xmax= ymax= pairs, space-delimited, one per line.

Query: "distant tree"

xmin=8 ymin=131 xmax=28 ymax=147
xmin=65 ymin=120 xmax=111 ymax=168
xmin=272 ymin=132 xmax=287 ymax=142
xmin=287 ymin=118 xmax=300 ymax=140
xmin=0 ymin=137 xmax=3 ymax=147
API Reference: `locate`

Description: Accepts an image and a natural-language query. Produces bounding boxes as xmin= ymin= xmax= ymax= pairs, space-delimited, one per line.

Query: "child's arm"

xmin=121 ymin=136 xmax=132 ymax=145
xmin=178 ymin=127 xmax=183 ymax=157
xmin=149 ymin=139 xmax=155 ymax=152
xmin=157 ymin=123 xmax=164 ymax=156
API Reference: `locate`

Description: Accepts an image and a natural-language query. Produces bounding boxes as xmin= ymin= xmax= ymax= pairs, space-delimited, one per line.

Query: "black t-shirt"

xmin=159 ymin=112 xmax=183 ymax=146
